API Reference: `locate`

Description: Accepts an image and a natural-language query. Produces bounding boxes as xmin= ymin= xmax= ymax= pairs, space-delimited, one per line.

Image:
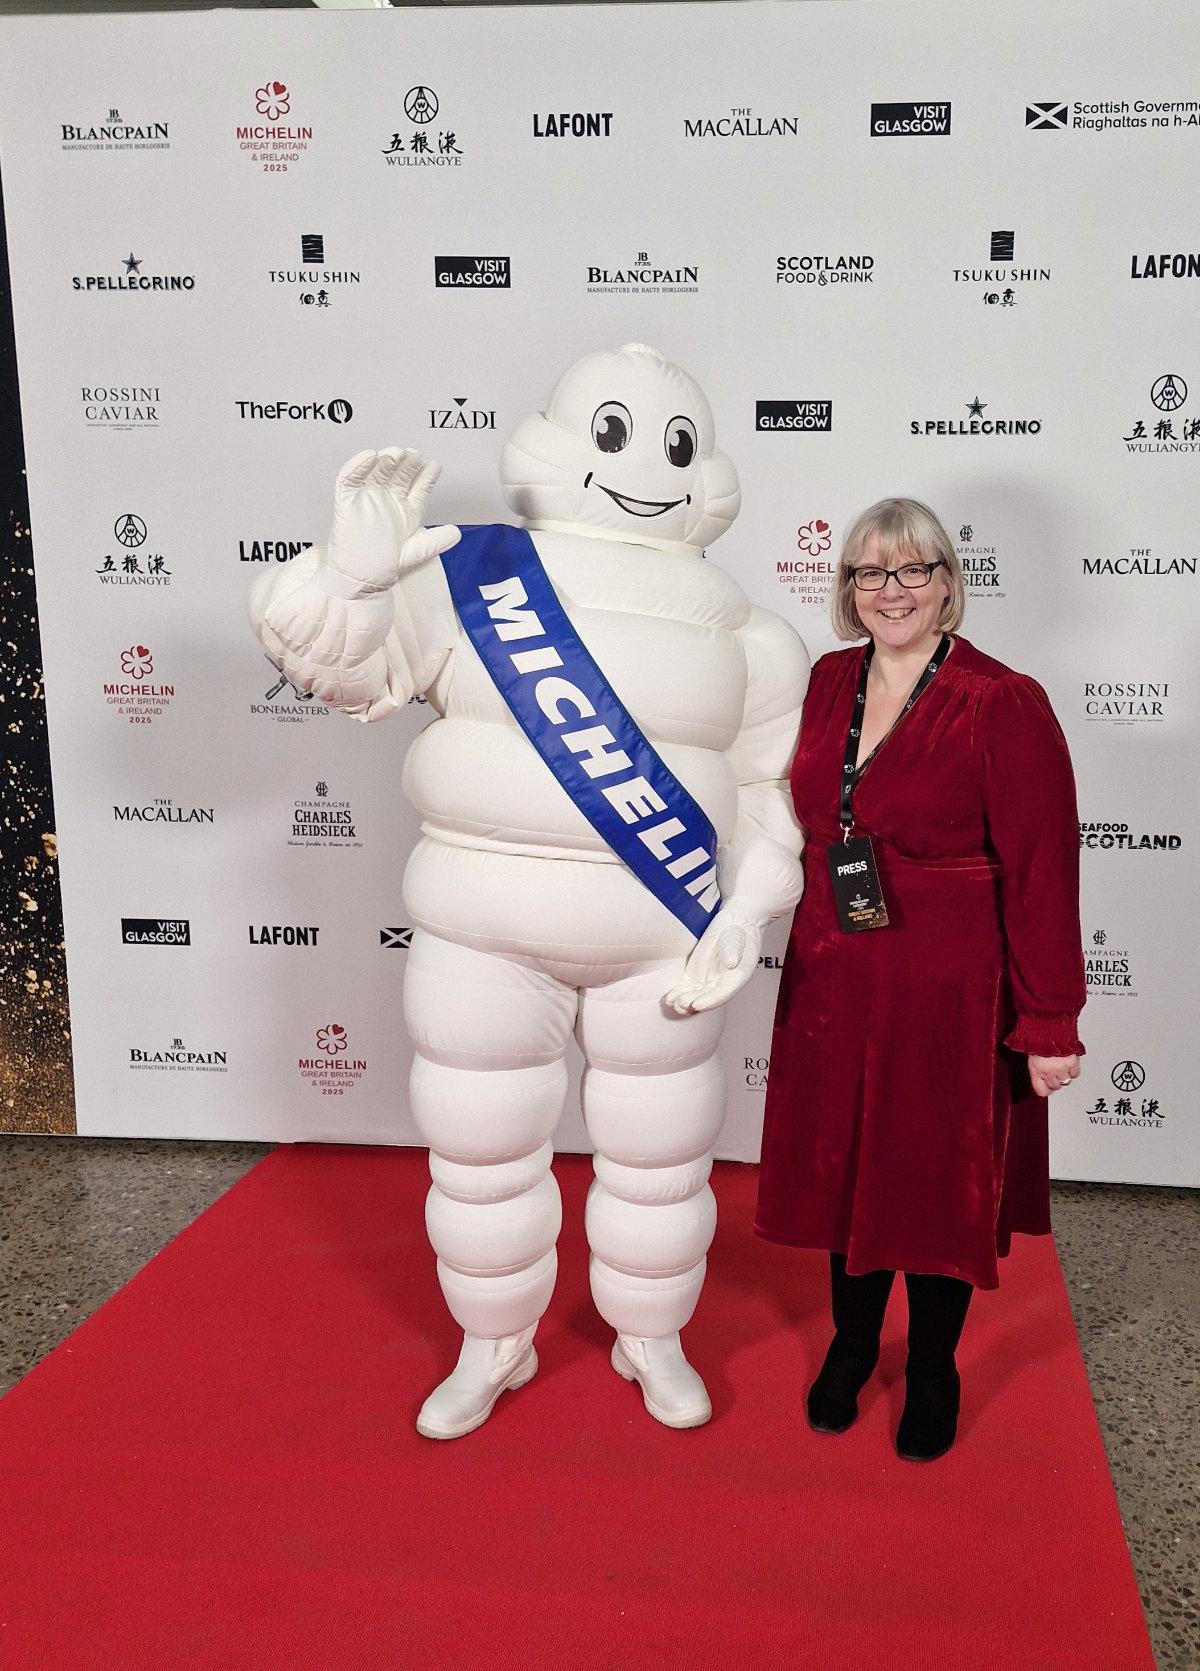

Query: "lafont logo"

xmin=534 ymin=111 xmax=613 ymax=137
xmin=238 ymin=537 xmax=312 ymax=564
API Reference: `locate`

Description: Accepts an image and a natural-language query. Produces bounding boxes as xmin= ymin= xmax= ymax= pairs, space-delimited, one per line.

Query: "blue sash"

xmin=441 ymin=524 xmax=722 ymax=938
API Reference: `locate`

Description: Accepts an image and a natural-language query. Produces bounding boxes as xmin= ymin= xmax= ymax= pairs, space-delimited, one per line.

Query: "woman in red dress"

xmin=756 ymin=498 xmax=1086 ymax=1461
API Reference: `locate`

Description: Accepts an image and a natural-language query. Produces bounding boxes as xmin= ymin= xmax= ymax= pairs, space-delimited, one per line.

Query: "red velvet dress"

xmin=755 ymin=636 xmax=1086 ymax=1289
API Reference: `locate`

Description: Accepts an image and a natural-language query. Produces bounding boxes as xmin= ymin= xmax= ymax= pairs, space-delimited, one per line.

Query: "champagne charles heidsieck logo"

xmin=955 ymin=523 xmax=1005 ymax=599
xmin=61 ymin=104 xmax=170 ymax=154
xmin=236 ymin=79 xmax=312 ymax=172
xmin=299 ymin=1024 xmax=368 ymax=1094
xmin=1121 ymin=373 xmax=1200 ymax=455
xmin=103 ymin=645 xmax=175 ymax=725
xmin=290 ymin=782 xmax=361 ymax=850
xmin=587 ymin=251 xmax=699 ymax=296
xmin=1083 ymin=1060 xmax=1162 ymax=1130
xmin=1085 ymin=927 xmax=1138 ymax=1001
xmin=129 ymin=1035 xmax=227 ymax=1074
xmin=96 ymin=514 xmax=172 ymax=586
xmin=382 ymin=86 xmax=464 ymax=168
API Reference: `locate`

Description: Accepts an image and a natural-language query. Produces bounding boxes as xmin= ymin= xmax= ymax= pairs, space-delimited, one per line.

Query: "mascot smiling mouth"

xmin=584 ymin=472 xmax=690 ymax=518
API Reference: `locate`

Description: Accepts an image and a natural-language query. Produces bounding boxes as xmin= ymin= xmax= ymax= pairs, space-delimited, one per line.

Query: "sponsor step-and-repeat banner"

xmin=0 ymin=0 xmax=1195 ymax=1184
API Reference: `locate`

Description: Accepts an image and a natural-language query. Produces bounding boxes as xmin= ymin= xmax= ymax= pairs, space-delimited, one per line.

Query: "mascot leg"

xmin=403 ymin=928 xmax=575 ymax=1439
xmin=577 ymin=961 xmax=727 ymax=1429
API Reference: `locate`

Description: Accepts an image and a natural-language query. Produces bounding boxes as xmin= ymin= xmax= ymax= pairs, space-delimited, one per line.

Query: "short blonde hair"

xmin=830 ymin=498 xmax=966 ymax=641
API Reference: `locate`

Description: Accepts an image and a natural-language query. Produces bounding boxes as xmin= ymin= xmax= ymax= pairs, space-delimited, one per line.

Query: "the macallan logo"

xmin=685 ymin=107 xmax=798 ymax=139
xmin=1084 ymin=546 xmax=1196 ymax=577
xmin=114 ymin=796 xmax=214 ymax=825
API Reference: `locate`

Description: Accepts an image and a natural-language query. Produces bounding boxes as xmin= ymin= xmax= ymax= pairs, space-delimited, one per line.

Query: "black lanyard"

xmin=839 ymin=634 xmax=952 ymax=838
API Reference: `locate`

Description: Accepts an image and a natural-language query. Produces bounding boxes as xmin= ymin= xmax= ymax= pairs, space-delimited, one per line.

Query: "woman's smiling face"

xmin=850 ymin=530 xmax=951 ymax=650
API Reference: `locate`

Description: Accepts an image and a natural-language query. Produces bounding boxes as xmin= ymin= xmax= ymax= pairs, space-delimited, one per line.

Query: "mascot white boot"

xmin=250 ymin=345 xmax=809 ymax=1437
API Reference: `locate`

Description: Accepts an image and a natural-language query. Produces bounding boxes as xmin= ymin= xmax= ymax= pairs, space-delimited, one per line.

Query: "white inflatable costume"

xmin=250 ymin=345 xmax=809 ymax=1437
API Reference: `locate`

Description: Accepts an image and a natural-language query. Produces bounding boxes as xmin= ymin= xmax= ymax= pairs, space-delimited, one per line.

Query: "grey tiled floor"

xmin=0 ymin=1136 xmax=1195 ymax=1667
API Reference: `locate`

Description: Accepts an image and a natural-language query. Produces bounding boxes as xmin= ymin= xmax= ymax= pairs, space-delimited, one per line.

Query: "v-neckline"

xmin=851 ymin=636 xmax=955 ymax=777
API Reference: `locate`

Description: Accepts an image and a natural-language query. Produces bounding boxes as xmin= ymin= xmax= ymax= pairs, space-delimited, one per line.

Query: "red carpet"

xmin=0 ymin=1148 xmax=1152 ymax=1670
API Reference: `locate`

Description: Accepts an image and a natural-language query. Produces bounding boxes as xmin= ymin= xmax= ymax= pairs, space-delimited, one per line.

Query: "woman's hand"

xmin=1028 ymin=1054 xmax=1081 ymax=1097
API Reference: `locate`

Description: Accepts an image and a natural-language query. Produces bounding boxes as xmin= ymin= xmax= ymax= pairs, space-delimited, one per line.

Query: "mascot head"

xmin=500 ymin=343 xmax=741 ymax=556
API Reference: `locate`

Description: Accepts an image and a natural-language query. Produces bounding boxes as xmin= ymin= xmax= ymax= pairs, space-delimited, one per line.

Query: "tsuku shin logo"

xmin=237 ymin=79 xmax=312 ymax=172
xmin=382 ymin=86 xmax=464 ymax=167
xmin=300 ymin=1024 xmax=367 ymax=1094
xmin=96 ymin=514 xmax=171 ymax=586
xmin=269 ymin=235 xmax=361 ymax=308
xmin=953 ymin=231 xmax=1050 ymax=305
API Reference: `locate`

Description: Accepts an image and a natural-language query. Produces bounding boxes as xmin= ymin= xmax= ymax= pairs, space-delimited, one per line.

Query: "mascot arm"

xmin=719 ymin=606 xmax=811 ymax=928
xmin=664 ymin=608 xmax=809 ymax=1017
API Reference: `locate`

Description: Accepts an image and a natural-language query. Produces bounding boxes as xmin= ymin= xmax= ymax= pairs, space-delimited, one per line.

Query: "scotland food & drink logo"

xmin=299 ymin=1024 xmax=367 ymax=1094
xmin=382 ymin=86 xmax=464 ymax=167
xmin=269 ymin=235 xmax=360 ymax=308
xmin=1083 ymin=544 xmax=1196 ymax=578
xmin=114 ymin=796 xmax=214 ymax=826
xmin=103 ymin=645 xmax=175 ymax=725
xmin=239 ymin=537 xmax=312 ymax=564
xmin=250 ymin=924 xmax=321 ymax=946
xmin=1122 ymin=373 xmax=1199 ymax=455
xmin=290 ymin=782 xmax=361 ymax=850
xmin=237 ymin=79 xmax=312 ymax=172
xmin=252 ymin=656 xmax=330 ymax=725
xmin=756 ymin=402 xmax=832 ymax=433
xmin=436 ymin=257 xmax=511 ymax=289
xmin=96 ymin=514 xmax=172 ymax=586
xmin=954 ymin=231 xmax=1050 ymax=305
xmin=430 ymin=396 xmax=496 ymax=431
xmin=61 ymin=105 xmax=170 ymax=154
xmin=776 ymin=254 xmax=874 ymax=287
xmin=236 ymin=396 xmax=352 ymax=424
xmin=587 ymin=251 xmax=698 ymax=296
xmin=1084 ymin=1063 xmax=1162 ymax=1131
xmin=534 ymin=111 xmax=613 ymax=137
xmin=955 ymin=523 xmax=1005 ymax=599
xmin=1079 ymin=821 xmax=1181 ymax=852
xmin=129 ymin=1036 xmax=227 ymax=1074
xmin=685 ymin=107 xmax=798 ymax=138
xmin=777 ymin=518 xmax=836 ymax=605
xmin=871 ymin=102 xmax=951 ymax=136
xmin=72 ymin=251 xmax=195 ymax=295
xmin=121 ymin=918 xmax=190 ymax=946
xmin=1086 ymin=928 xmax=1138 ymax=1001
xmin=81 ymin=386 xmax=161 ymax=432
xmin=1026 ymin=97 xmax=1200 ymax=133
xmin=1083 ymin=680 xmax=1169 ymax=724
xmin=911 ymin=396 xmax=1041 ymax=437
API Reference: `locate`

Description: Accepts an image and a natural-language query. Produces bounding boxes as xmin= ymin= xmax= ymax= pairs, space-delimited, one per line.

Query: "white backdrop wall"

xmin=0 ymin=0 xmax=1195 ymax=1184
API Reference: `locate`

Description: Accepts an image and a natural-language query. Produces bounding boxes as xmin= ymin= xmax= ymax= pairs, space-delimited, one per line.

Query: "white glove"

xmin=663 ymin=906 xmax=763 ymax=1015
xmin=326 ymin=447 xmax=460 ymax=592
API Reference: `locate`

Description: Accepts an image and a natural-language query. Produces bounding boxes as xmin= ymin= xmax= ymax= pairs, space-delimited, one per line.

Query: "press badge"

xmin=827 ymin=836 xmax=890 ymax=933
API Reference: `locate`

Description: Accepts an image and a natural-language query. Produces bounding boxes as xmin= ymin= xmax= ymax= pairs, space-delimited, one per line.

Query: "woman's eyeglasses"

xmin=851 ymin=559 xmax=947 ymax=592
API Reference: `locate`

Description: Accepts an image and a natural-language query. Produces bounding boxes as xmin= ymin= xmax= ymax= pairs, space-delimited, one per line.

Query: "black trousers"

xmin=829 ymin=1252 xmax=972 ymax=1364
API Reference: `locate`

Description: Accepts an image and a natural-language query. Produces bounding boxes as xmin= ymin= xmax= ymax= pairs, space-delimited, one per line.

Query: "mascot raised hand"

xmin=250 ymin=344 xmax=809 ymax=1437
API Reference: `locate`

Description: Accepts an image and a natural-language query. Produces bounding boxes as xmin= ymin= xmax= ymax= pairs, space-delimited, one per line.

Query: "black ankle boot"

xmin=895 ymin=1354 xmax=961 ymax=1461
xmin=807 ymin=1335 xmax=879 ymax=1433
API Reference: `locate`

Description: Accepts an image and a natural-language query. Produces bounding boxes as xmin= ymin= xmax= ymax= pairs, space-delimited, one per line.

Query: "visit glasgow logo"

xmin=435 ymin=257 xmax=511 ymax=288
xmin=871 ymin=102 xmax=951 ymax=136
xmin=122 ymin=918 xmax=191 ymax=946
xmin=756 ymin=401 xmax=832 ymax=433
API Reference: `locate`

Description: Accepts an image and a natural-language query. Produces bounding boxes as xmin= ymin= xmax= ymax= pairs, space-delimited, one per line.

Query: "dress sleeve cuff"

xmin=1004 ymin=1014 xmax=1085 ymax=1057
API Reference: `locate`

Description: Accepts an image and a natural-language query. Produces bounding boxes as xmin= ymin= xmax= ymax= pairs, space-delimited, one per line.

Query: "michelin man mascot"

xmin=250 ymin=344 xmax=809 ymax=1438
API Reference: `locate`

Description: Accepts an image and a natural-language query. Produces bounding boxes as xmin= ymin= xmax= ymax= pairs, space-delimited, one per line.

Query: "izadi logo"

xmin=382 ymin=87 xmax=463 ymax=166
xmin=62 ymin=106 xmax=170 ymax=152
xmin=236 ymin=397 xmax=352 ymax=423
xmin=911 ymin=395 xmax=1042 ymax=437
xmin=871 ymin=102 xmax=951 ymax=136
xmin=122 ymin=917 xmax=191 ymax=946
xmin=534 ymin=111 xmax=613 ymax=137
xmin=756 ymin=401 xmax=832 ymax=432
xmin=430 ymin=396 xmax=496 ymax=431
xmin=435 ymin=256 xmax=511 ymax=288
xmin=1131 ymin=251 xmax=1200 ymax=279
xmin=72 ymin=251 xmax=195 ymax=293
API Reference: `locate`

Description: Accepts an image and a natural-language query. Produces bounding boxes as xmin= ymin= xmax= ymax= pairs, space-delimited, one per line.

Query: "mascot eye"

xmin=665 ymin=416 xmax=698 ymax=468
xmin=591 ymin=402 xmax=632 ymax=453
